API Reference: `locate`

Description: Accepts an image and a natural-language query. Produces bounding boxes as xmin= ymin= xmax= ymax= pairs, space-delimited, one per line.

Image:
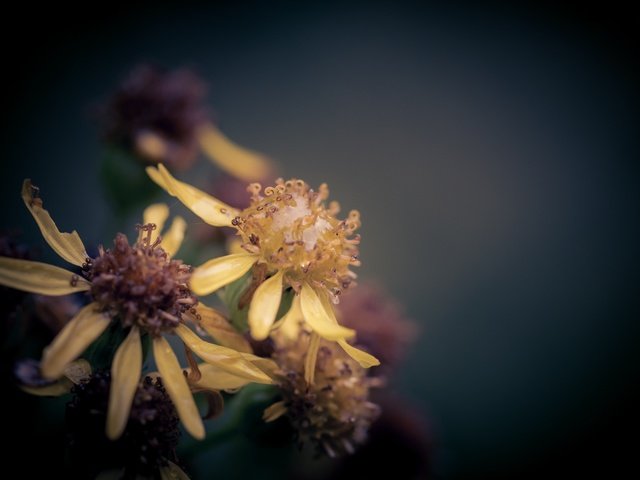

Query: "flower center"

xmin=85 ymin=224 xmax=197 ymax=336
xmin=233 ymin=179 xmax=361 ymax=299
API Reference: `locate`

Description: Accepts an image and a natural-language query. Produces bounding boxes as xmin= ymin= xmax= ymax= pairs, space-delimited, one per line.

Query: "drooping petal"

xmin=0 ymin=257 xmax=91 ymax=295
xmin=189 ymin=303 xmax=251 ymax=353
xmin=160 ymin=461 xmax=191 ymax=480
xmin=153 ymin=336 xmax=205 ymax=440
xmin=299 ymin=283 xmax=355 ymax=341
xmin=190 ymin=253 xmax=258 ymax=296
xmin=304 ymin=332 xmax=321 ymax=385
xmin=146 ymin=164 xmax=239 ymax=227
xmin=140 ymin=203 xmax=169 ymax=244
xmin=317 ymin=290 xmax=381 ymax=368
xmin=336 ymin=339 xmax=381 ymax=368
xmin=21 ymin=179 xmax=88 ymax=266
xmin=161 ymin=216 xmax=186 ymax=257
xmin=107 ymin=327 xmax=142 ymax=440
xmin=41 ymin=303 xmax=111 ymax=379
xmin=263 ymin=401 xmax=287 ymax=423
xmin=198 ymin=124 xmax=272 ymax=182
xmin=248 ymin=270 xmax=284 ymax=340
xmin=175 ymin=324 xmax=272 ymax=383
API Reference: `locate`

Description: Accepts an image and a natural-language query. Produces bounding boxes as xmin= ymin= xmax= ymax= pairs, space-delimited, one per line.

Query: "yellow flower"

xmin=264 ymin=332 xmax=382 ymax=457
xmin=0 ymin=180 xmax=273 ymax=440
xmin=146 ymin=165 xmax=380 ymax=379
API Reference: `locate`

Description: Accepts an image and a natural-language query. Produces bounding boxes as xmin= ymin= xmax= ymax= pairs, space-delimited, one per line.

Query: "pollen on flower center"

xmin=86 ymin=224 xmax=197 ymax=336
xmin=233 ymin=179 xmax=361 ymax=298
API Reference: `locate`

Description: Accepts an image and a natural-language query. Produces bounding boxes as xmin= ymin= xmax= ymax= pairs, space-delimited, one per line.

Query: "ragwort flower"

xmin=0 ymin=180 xmax=273 ymax=440
xmin=146 ymin=165 xmax=379 ymax=380
xmin=264 ymin=332 xmax=382 ymax=457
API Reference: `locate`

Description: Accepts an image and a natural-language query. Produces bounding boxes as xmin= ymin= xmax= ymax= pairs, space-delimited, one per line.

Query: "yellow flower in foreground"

xmin=146 ymin=165 xmax=379 ymax=379
xmin=0 ymin=180 xmax=273 ymax=440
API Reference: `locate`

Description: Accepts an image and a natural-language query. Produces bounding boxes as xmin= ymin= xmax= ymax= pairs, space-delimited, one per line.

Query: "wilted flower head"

xmin=0 ymin=180 xmax=274 ymax=440
xmin=337 ymin=284 xmax=417 ymax=369
xmin=66 ymin=371 xmax=187 ymax=478
xmin=147 ymin=165 xmax=379 ymax=379
xmin=264 ymin=332 xmax=382 ymax=457
xmin=103 ymin=64 xmax=209 ymax=170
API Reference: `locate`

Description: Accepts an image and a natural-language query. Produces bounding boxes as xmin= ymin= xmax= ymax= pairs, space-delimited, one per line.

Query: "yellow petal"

xmin=190 ymin=253 xmax=258 ymax=296
xmin=198 ymin=124 xmax=272 ymax=182
xmin=161 ymin=216 xmax=187 ymax=257
xmin=146 ymin=164 xmax=239 ymax=227
xmin=160 ymin=461 xmax=191 ymax=480
xmin=226 ymin=238 xmax=245 ymax=255
xmin=299 ymin=283 xmax=355 ymax=341
xmin=276 ymin=295 xmax=304 ymax=340
xmin=317 ymin=290 xmax=381 ymax=368
xmin=175 ymin=324 xmax=272 ymax=384
xmin=263 ymin=401 xmax=287 ymax=423
xmin=0 ymin=257 xmax=91 ymax=295
xmin=191 ymin=363 xmax=256 ymax=391
xmin=304 ymin=332 xmax=321 ymax=385
xmin=153 ymin=336 xmax=205 ymax=440
xmin=107 ymin=327 xmax=142 ymax=440
xmin=41 ymin=303 xmax=111 ymax=379
xmin=248 ymin=271 xmax=284 ymax=340
xmin=140 ymin=203 xmax=169 ymax=244
xmin=337 ymin=339 xmax=381 ymax=368
xmin=21 ymin=179 xmax=88 ymax=266
xmin=241 ymin=355 xmax=280 ymax=379
xmin=192 ymin=303 xmax=251 ymax=353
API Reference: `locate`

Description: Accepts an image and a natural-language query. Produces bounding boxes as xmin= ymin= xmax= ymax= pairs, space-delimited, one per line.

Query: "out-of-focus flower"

xmin=103 ymin=64 xmax=272 ymax=181
xmin=0 ymin=180 xmax=274 ymax=440
xmin=264 ymin=332 xmax=382 ymax=458
xmin=147 ymin=165 xmax=379 ymax=380
xmin=337 ymin=284 xmax=417 ymax=369
xmin=103 ymin=65 xmax=208 ymax=171
xmin=66 ymin=371 xmax=190 ymax=479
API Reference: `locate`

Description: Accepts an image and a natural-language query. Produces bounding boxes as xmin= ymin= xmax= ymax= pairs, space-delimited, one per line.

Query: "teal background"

xmin=1 ymin=2 xmax=638 ymax=478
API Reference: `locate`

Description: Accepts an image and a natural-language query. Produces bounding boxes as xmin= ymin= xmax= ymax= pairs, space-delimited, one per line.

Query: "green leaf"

xmin=222 ymin=271 xmax=253 ymax=332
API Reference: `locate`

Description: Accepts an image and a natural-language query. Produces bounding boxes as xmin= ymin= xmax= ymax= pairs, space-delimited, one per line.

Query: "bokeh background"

xmin=1 ymin=1 xmax=638 ymax=478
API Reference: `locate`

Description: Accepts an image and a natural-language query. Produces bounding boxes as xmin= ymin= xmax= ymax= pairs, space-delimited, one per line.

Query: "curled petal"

xmin=146 ymin=164 xmax=239 ymax=227
xmin=107 ymin=327 xmax=142 ymax=440
xmin=41 ymin=303 xmax=111 ymax=379
xmin=190 ymin=303 xmax=251 ymax=353
xmin=190 ymin=253 xmax=258 ymax=296
xmin=248 ymin=271 xmax=284 ymax=340
xmin=153 ymin=336 xmax=205 ymax=440
xmin=198 ymin=124 xmax=272 ymax=182
xmin=300 ymin=283 xmax=355 ymax=341
xmin=175 ymin=324 xmax=272 ymax=384
xmin=0 ymin=257 xmax=91 ymax=296
xmin=22 ymin=179 xmax=88 ymax=266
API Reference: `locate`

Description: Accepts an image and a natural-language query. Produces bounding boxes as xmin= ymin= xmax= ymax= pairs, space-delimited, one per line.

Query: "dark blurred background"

xmin=1 ymin=1 xmax=638 ymax=478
